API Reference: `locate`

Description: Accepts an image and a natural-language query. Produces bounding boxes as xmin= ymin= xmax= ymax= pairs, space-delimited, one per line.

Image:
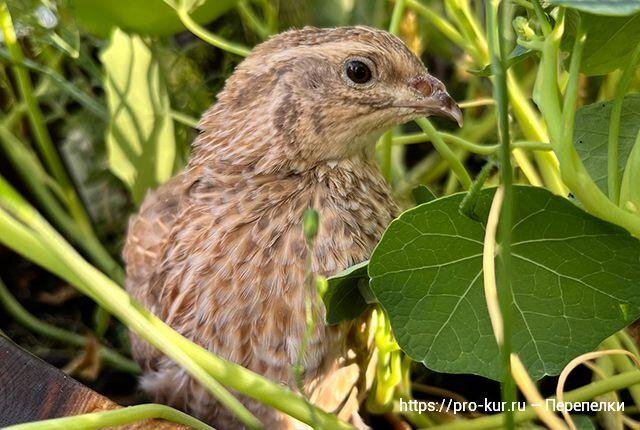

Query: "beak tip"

xmin=453 ymin=107 xmax=464 ymax=127
xmin=442 ymin=93 xmax=463 ymax=127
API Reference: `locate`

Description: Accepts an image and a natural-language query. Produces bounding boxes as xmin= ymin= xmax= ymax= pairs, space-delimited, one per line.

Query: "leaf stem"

xmin=3 ymin=404 xmax=214 ymax=430
xmin=600 ymin=335 xmax=640 ymax=408
xmin=173 ymin=3 xmax=251 ymax=57
xmin=393 ymin=132 xmax=552 ymax=154
xmin=415 ymin=118 xmax=472 ymax=189
xmin=533 ymin=7 xmax=640 ymax=237
xmin=486 ymin=0 xmax=516 ymax=427
xmin=389 ymin=0 xmax=406 ymax=34
xmin=237 ymin=1 xmax=271 ymax=39
xmin=170 ymin=109 xmax=200 ymax=128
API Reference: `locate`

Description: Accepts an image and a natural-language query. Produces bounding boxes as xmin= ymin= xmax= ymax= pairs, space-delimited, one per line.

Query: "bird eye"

xmin=344 ymin=60 xmax=373 ymax=85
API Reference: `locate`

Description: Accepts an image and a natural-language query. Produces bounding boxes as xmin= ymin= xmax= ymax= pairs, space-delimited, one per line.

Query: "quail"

xmin=124 ymin=25 xmax=462 ymax=429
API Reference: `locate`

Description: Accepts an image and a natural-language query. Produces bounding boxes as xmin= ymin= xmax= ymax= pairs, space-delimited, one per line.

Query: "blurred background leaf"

xmin=68 ymin=0 xmax=239 ymax=37
xmin=100 ymin=29 xmax=176 ymax=205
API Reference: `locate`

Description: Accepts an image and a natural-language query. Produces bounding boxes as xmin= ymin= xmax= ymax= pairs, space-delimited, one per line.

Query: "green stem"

xmin=0 ymin=48 xmax=107 ymax=119
xmin=531 ymin=0 xmax=551 ymax=36
xmin=607 ymin=42 xmax=640 ymax=204
xmin=389 ymin=0 xmax=406 ymax=34
xmin=0 ymin=125 xmax=124 ymax=284
xmin=237 ymin=0 xmax=271 ymax=39
xmin=486 ymin=1 xmax=515 ymax=428
xmin=534 ymin=8 xmax=640 ymax=237
xmin=415 ymin=119 xmax=472 ymax=189
xmin=173 ymin=3 xmax=250 ymax=57
xmin=3 ymin=404 xmax=213 ymax=430
xmin=404 ymin=0 xmax=468 ymax=49
xmin=620 ymin=130 xmax=640 ymax=213
xmin=459 ymin=161 xmax=494 ymax=218
xmin=600 ymin=335 xmax=640 ymax=407
xmin=405 ymin=0 xmax=565 ymax=194
xmin=429 ymin=369 xmax=640 ymax=430
xmin=0 ymin=3 xmax=93 ymax=232
xmin=393 ymin=131 xmax=551 ymax=154
xmin=619 ymin=330 xmax=640 ymax=358
xmin=507 ymin=72 xmax=566 ymax=194
xmin=378 ymin=0 xmax=406 ymax=184
xmin=170 ymin=109 xmax=199 ymax=128
xmin=0 ymin=278 xmax=138 ymax=374
xmin=0 ymin=176 xmax=353 ymax=430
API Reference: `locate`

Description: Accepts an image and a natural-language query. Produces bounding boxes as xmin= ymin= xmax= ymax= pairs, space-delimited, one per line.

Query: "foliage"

xmin=1 ymin=0 xmax=640 ymax=429
xmin=369 ymin=186 xmax=640 ymax=380
xmin=101 ymin=29 xmax=176 ymax=204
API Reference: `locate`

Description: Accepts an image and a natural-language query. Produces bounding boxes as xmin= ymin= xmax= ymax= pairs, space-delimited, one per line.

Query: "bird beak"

xmin=401 ymin=74 xmax=463 ymax=127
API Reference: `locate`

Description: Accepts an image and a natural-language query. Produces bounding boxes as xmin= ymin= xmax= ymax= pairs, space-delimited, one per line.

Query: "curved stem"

xmin=3 ymin=404 xmax=214 ymax=430
xmin=393 ymin=131 xmax=552 ymax=154
xmin=237 ymin=1 xmax=270 ymax=39
xmin=175 ymin=6 xmax=250 ymax=57
xmin=415 ymin=118 xmax=472 ymax=189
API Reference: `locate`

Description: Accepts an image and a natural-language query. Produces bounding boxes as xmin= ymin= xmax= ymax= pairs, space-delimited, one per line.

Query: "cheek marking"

xmin=273 ymin=83 xmax=300 ymax=146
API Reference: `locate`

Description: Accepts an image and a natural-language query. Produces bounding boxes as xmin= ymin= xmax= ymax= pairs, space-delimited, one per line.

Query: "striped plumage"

xmin=124 ymin=26 xmax=461 ymax=429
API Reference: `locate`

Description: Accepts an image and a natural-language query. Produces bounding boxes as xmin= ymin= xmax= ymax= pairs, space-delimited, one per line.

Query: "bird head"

xmin=195 ymin=26 xmax=462 ymax=172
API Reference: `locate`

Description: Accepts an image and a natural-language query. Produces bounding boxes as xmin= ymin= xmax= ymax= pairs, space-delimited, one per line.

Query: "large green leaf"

xmin=369 ymin=186 xmax=640 ymax=381
xmin=100 ymin=29 xmax=176 ymax=205
xmin=69 ymin=0 xmax=238 ymax=37
xmin=549 ymin=0 xmax=640 ymax=16
xmin=563 ymin=11 xmax=640 ymax=75
xmin=574 ymin=94 xmax=640 ymax=193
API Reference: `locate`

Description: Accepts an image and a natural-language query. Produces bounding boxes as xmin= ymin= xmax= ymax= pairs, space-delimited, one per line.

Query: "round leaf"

xmin=369 ymin=186 xmax=640 ymax=381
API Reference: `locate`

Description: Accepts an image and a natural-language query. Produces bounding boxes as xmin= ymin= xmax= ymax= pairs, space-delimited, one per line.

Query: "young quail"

xmin=124 ymin=25 xmax=462 ymax=429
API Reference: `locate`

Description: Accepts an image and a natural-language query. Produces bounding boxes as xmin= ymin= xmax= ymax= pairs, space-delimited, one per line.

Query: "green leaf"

xmin=411 ymin=185 xmax=436 ymax=205
xmin=574 ymin=94 xmax=640 ymax=193
xmin=573 ymin=415 xmax=597 ymax=430
xmin=100 ymin=29 xmax=176 ymax=205
xmin=563 ymin=11 xmax=640 ymax=75
xmin=369 ymin=186 xmax=640 ymax=381
xmin=68 ymin=0 xmax=238 ymax=37
xmin=324 ymin=260 xmax=370 ymax=325
xmin=549 ymin=0 xmax=640 ymax=16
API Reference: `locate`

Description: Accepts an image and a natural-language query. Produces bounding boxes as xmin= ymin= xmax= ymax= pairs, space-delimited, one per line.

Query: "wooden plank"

xmin=0 ymin=336 xmax=185 ymax=429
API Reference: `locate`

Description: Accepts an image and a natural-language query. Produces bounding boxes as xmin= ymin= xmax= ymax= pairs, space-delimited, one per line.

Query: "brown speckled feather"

xmin=124 ymin=25 xmax=460 ymax=429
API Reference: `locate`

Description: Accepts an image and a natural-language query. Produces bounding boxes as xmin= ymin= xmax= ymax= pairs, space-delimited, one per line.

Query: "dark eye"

xmin=345 ymin=60 xmax=372 ymax=84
